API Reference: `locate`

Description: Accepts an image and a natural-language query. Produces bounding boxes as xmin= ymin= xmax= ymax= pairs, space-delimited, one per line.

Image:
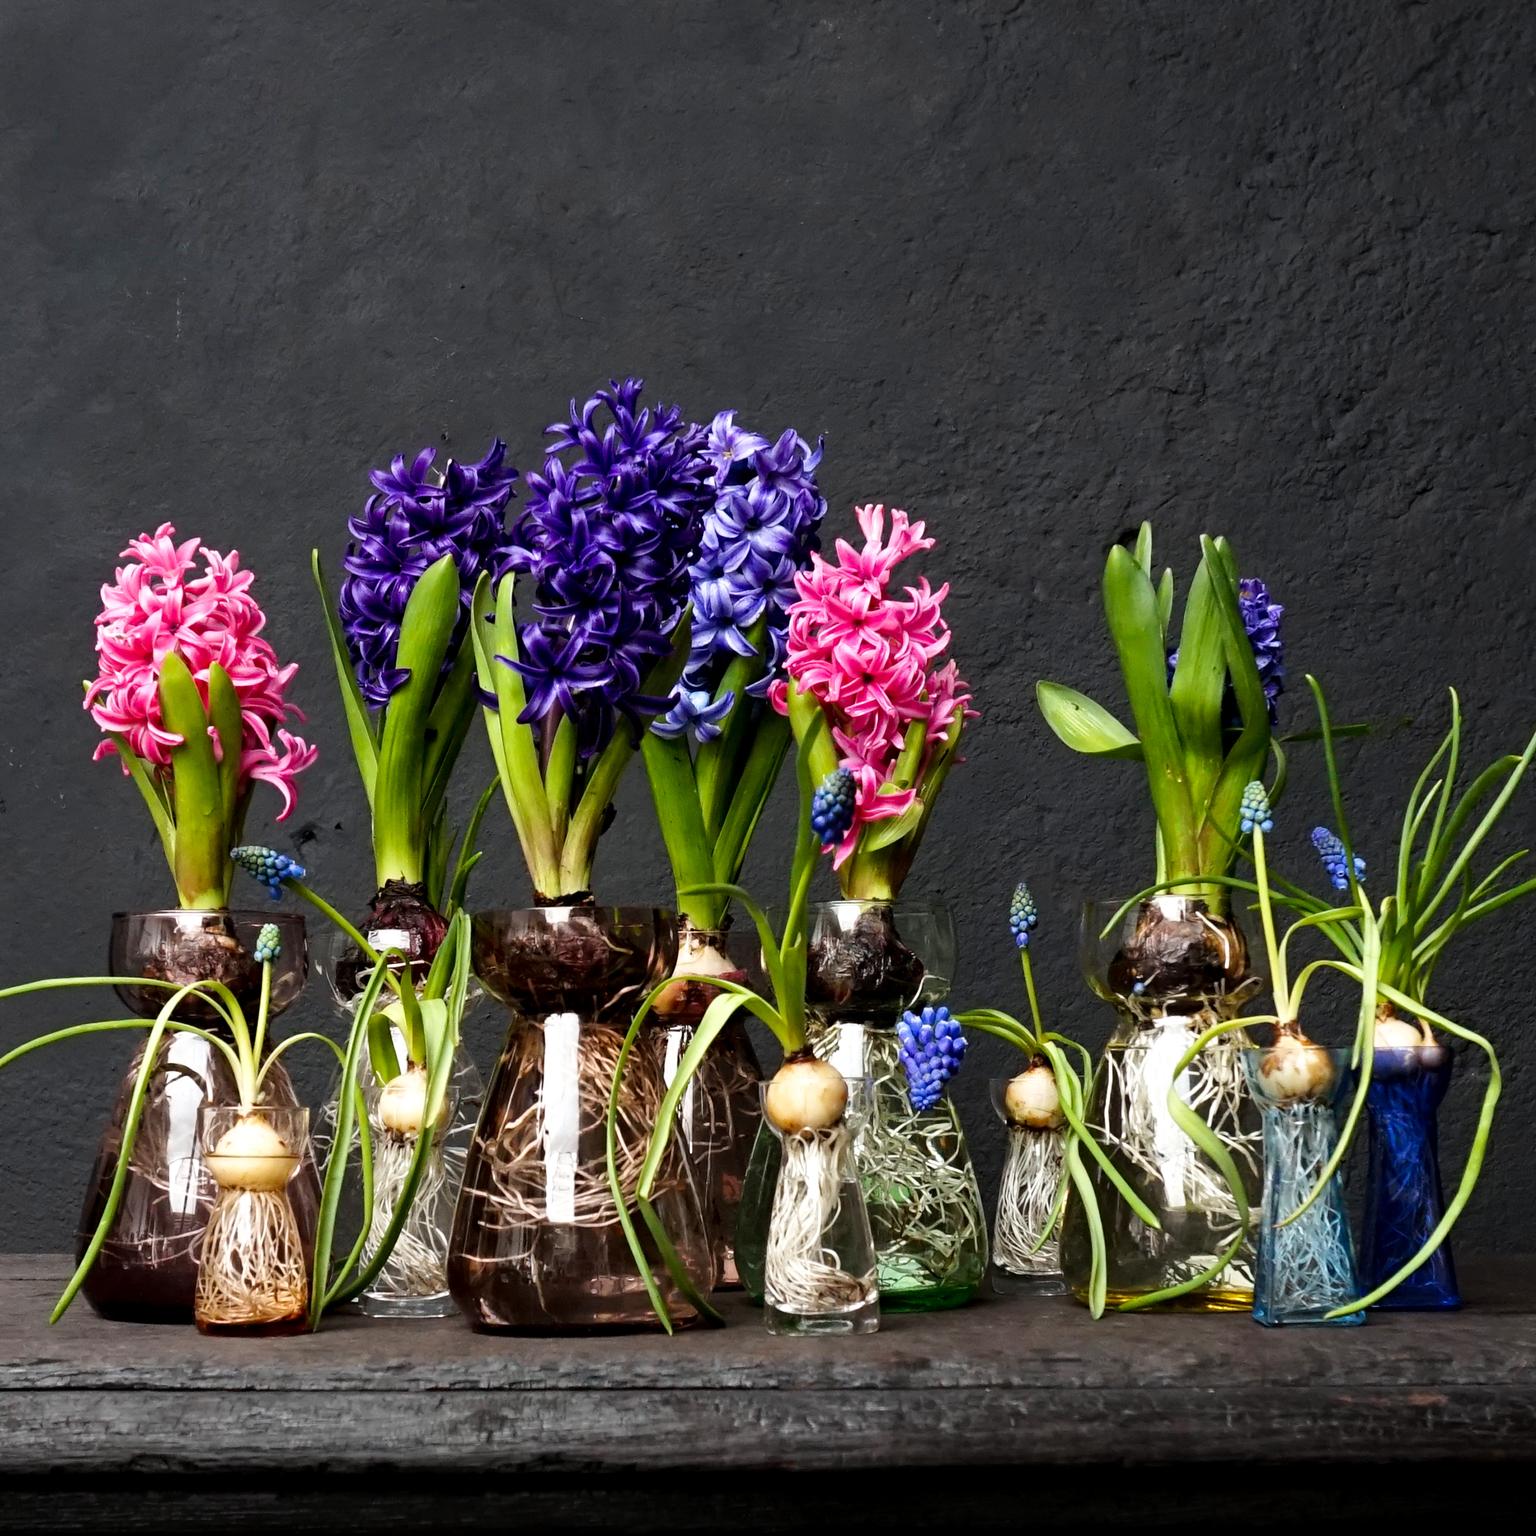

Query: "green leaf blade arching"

xmin=158 ymin=652 xmax=229 ymax=909
xmin=1035 ymin=682 xmax=1143 ymax=760
xmin=1167 ymin=552 xmax=1225 ymax=815
xmin=311 ymin=548 xmax=379 ymax=806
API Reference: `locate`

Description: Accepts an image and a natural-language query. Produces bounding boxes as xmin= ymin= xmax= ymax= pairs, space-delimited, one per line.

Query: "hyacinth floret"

xmin=500 ymin=379 xmax=711 ymax=755
xmin=1168 ymin=574 xmax=1285 ymax=724
xmin=231 ymin=845 xmax=308 ymax=901
xmin=897 ymin=1005 xmax=968 ymax=1112
xmin=1312 ymin=827 xmax=1366 ymax=890
xmin=1240 ymin=780 xmax=1274 ymax=836
xmin=1009 ymin=882 xmax=1039 ymax=949
xmin=654 ymin=411 xmax=825 ymax=739
xmin=85 ymin=524 xmax=316 ymax=818
xmin=771 ymin=503 xmax=976 ymax=867
xmin=253 ymin=923 xmax=282 ymax=964
xmin=340 ymin=439 xmax=519 ymax=707
xmin=810 ymin=768 xmax=857 ymax=848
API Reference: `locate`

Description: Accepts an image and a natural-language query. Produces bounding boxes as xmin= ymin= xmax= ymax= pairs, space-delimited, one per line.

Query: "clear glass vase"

xmin=738 ymin=902 xmax=986 ymax=1311
xmin=988 ymin=1077 xmax=1067 ymax=1295
xmin=1243 ymin=1046 xmax=1364 ymax=1326
xmin=653 ymin=920 xmax=763 ymax=1289
xmin=77 ymin=910 xmax=317 ymax=1323
xmin=1060 ymin=896 xmax=1261 ymax=1311
xmin=762 ymin=1079 xmax=879 ymax=1336
xmin=194 ymin=1104 xmax=312 ymax=1336
xmin=1361 ymin=1044 xmax=1460 ymax=1310
xmin=448 ymin=906 xmax=714 ymax=1332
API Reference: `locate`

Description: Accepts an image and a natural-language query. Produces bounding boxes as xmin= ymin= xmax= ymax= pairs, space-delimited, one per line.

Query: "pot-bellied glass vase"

xmin=319 ymin=926 xmax=483 ymax=1319
xmin=761 ymin=1078 xmax=879 ymax=1335
xmin=77 ymin=909 xmax=316 ymax=1323
xmin=652 ymin=920 xmax=763 ymax=1289
xmin=1242 ymin=1046 xmax=1364 ymax=1327
xmin=1061 ymin=896 xmax=1262 ymax=1312
xmin=195 ymin=1105 xmax=313 ymax=1336
xmin=988 ymin=1077 xmax=1067 ymax=1295
xmin=448 ymin=907 xmax=714 ymax=1332
xmin=1360 ymin=1043 xmax=1460 ymax=1310
xmin=736 ymin=902 xmax=987 ymax=1312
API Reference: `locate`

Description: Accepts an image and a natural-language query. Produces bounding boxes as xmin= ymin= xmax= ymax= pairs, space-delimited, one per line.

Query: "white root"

xmin=764 ymin=1125 xmax=874 ymax=1316
xmin=993 ymin=1125 xmax=1066 ymax=1278
xmin=194 ymin=1185 xmax=307 ymax=1328
xmin=361 ymin=1127 xmax=454 ymax=1301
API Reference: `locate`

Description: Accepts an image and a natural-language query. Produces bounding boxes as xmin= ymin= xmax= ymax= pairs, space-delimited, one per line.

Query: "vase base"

xmin=1076 ymin=1283 xmax=1254 ymax=1314
xmin=195 ymin=1314 xmax=308 ymax=1337
xmin=766 ymin=1297 xmax=879 ymax=1336
xmin=991 ymin=1267 xmax=1068 ymax=1297
xmin=880 ymin=1281 xmax=980 ymax=1312
xmin=1371 ymin=1291 xmax=1462 ymax=1312
xmin=357 ymin=1289 xmax=456 ymax=1319
xmin=1254 ymin=1304 xmax=1367 ymax=1327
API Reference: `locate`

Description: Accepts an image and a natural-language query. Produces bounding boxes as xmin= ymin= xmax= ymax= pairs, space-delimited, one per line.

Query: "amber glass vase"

xmin=449 ymin=907 xmax=713 ymax=1332
xmin=77 ymin=909 xmax=318 ymax=1323
xmin=1060 ymin=896 xmax=1261 ymax=1312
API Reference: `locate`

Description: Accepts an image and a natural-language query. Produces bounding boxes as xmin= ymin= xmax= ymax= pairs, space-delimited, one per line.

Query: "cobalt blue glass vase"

xmin=1361 ymin=1045 xmax=1460 ymax=1310
xmin=1242 ymin=1045 xmax=1364 ymax=1327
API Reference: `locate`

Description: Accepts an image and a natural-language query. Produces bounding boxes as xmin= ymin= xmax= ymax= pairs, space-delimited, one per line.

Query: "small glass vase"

xmin=1243 ymin=1046 xmax=1365 ymax=1326
xmin=988 ymin=1077 xmax=1067 ymax=1295
xmin=77 ymin=909 xmax=316 ymax=1323
xmin=653 ymin=920 xmax=763 ymax=1289
xmin=1361 ymin=1044 xmax=1460 ymax=1310
xmin=762 ymin=1079 xmax=879 ymax=1336
xmin=194 ymin=1105 xmax=312 ymax=1336
xmin=448 ymin=906 xmax=714 ymax=1332
xmin=1060 ymin=896 xmax=1261 ymax=1312
xmin=736 ymin=902 xmax=987 ymax=1311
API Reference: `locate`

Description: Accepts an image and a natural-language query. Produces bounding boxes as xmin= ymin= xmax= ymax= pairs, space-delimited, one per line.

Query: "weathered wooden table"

xmin=2 ymin=1253 xmax=1533 ymax=1530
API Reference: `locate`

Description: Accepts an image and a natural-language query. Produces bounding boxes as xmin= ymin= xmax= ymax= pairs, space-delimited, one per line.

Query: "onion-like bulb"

xmin=764 ymin=1056 xmax=848 ymax=1134
xmin=205 ymin=1114 xmax=296 ymax=1192
xmin=378 ymin=1065 xmax=432 ymax=1136
xmin=1375 ymin=1013 xmax=1430 ymax=1048
xmin=1003 ymin=1063 xmax=1065 ymax=1129
xmin=1260 ymin=1030 xmax=1336 ymax=1102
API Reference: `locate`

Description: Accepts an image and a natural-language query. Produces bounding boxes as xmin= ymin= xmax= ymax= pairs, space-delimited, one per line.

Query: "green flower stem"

xmin=1019 ymin=950 xmax=1046 ymax=1041
xmin=291 ymin=882 xmax=379 ymax=965
xmin=1250 ymin=826 xmax=1288 ymax=1021
xmin=643 ymin=730 xmax=719 ymax=930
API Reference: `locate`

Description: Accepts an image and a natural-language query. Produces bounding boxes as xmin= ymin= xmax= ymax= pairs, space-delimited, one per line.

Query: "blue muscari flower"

xmin=231 ymin=845 xmax=308 ymax=901
xmin=810 ymin=768 xmax=857 ymax=846
xmin=253 ymin=923 xmax=282 ymax=964
xmin=897 ymin=1005 xmax=968 ymax=1112
xmin=1312 ymin=827 xmax=1365 ymax=890
xmin=1239 ymin=780 xmax=1274 ymax=835
xmin=341 ymin=440 xmax=519 ymax=707
xmin=1008 ymin=882 xmax=1039 ymax=949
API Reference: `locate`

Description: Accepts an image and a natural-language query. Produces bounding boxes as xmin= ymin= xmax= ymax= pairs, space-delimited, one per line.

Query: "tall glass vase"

xmin=77 ymin=909 xmax=316 ymax=1323
xmin=1060 ymin=896 xmax=1261 ymax=1312
xmin=653 ymin=921 xmax=763 ymax=1289
xmin=1361 ymin=1044 xmax=1460 ymax=1310
xmin=1243 ymin=1046 xmax=1364 ymax=1326
xmin=988 ymin=1078 xmax=1067 ymax=1295
xmin=448 ymin=907 xmax=714 ymax=1332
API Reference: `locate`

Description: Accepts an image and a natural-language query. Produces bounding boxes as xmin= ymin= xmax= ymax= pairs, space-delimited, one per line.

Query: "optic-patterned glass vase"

xmin=77 ymin=910 xmax=317 ymax=1323
xmin=1361 ymin=1044 xmax=1460 ymax=1310
xmin=1060 ymin=896 xmax=1261 ymax=1312
xmin=448 ymin=907 xmax=713 ymax=1332
xmin=988 ymin=1077 xmax=1067 ymax=1295
xmin=1243 ymin=1046 xmax=1364 ymax=1327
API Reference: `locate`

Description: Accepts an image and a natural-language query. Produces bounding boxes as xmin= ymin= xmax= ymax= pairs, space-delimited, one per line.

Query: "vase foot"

xmin=357 ymin=1289 xmax=456 ymax=1319
xmin=990 ymin=1267 xmax=1068 ymax=1297
xmin=1077 ymin=1283 xmax=1254 ymax=1313
xmin=766 ymin=1296 xmax=879 ymax=1336
xmin=880 ymin=1281 xmax=979 ymax=1312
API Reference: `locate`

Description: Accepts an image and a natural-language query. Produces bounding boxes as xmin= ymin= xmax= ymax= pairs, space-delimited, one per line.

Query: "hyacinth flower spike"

xmin=644 ymin=413 xmax=827 ymax=936
xmin=473 ymin=379 xmax=711 ymax=902
xmin=85 ymin=525 xmax=316 ymax=910
xmin=312 ymin=439 xmax=516 ymax=948
xmin=954 ymin=884 xmax=1162 ymax=1318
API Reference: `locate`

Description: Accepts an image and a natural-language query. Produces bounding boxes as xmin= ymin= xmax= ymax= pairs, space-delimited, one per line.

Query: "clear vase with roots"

xmin=763 ymin=1077 xmax=878 ymax=1335
xmin=988 ymin=1077 xmax=1067 ymax=1294
xmin=1062 ymin=896 xmax=1261 ymax=1311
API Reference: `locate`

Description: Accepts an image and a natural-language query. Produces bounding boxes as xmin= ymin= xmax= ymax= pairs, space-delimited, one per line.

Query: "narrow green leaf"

xmin=159 ymin=652 xmax=228 ymax=908
xmin=1167 ymin=553 xmax=1225 ymax=814
xmin=710 ymin=710 xmax=791 ymax=889
xmin=446 ymin=777 xmax=499 ymax=915
xmin=311 ymin=549 xmax=378 ymax=806
xmin=1035 ymin=681 xmax=1143 ymax=759
xmin=420 ymin=638 xmax=479 ymax=828
xmin=642 ymin=728 xmax=718 ymax=927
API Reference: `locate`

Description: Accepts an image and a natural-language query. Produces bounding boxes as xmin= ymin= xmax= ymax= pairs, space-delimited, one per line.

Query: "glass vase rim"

xmin=472 ymin=903 xmax=676 ymax=923
xmin=802 ymin=898 xmax=952 ymax=915
xmin=112 ymin=907 xmax=308 ymax=924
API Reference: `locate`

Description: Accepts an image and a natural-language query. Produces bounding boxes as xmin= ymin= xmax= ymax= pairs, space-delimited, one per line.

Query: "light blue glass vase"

xmin=1242 ymin=1045 xmax=1365 ymax=1327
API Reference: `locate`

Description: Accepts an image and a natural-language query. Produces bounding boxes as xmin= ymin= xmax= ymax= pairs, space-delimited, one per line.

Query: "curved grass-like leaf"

xmin=312 ymin=549 xmax=379 ymax=804
xmin=1035 ymin=681 xmax=1143 ymax=760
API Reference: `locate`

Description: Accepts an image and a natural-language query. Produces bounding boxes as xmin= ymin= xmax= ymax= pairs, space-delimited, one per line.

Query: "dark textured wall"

xmin=1 ymin=0 xmax=1533 ymax=1258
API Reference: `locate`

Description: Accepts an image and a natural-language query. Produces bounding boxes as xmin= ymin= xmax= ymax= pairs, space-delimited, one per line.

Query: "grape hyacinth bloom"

xmin=340 ymin=440 xmax=518 ymax=706
xmin=500 ymin=379 xmax=711 ymax=755
xmin=1312 ymin=827 xmax=1366 ymax=890
xmin=1009 ymin=883 xmax=1039 ymax=949
xmin=231 ymin=845 xmax=309 ymax=900
xmin=810 ymin=768 xmax=857 ymax=848
xmin=85 ymin=524 xmax=317 ymax=818
xmin=253 ymin=923 xmax=282 ymax=964
xmin=771 ymin=504 xmax=977 ymax=868
xmin=1240 ymin=780 xmax=1274 ymax=835
xmin=898 ymin=1005 xmax=968 ymax=1112
xmin=654 ymin=411 xmax=826 ymax=739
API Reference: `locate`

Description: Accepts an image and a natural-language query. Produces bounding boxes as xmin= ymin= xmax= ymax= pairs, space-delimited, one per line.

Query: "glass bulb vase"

xmin=448 ymin=907 xmax=714 ymax=1332
xmin=988 ymin=1077 xmax=1067 ymax=1295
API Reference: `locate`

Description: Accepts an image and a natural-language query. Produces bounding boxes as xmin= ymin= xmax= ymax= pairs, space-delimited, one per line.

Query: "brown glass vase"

xmin=77 ymin=909 xmax=318 ymax=1323
xmin=448 ymin=906 xmax=714 ymax=1332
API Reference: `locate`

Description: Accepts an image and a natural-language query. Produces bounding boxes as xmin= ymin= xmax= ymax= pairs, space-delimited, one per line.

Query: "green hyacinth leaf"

xmin=1035 ymin=681 xmax=1143 ymax=760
